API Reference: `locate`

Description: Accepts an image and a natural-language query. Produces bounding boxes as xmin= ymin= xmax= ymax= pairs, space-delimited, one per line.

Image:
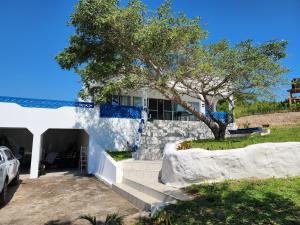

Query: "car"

xmin=0 ymin=146 xmax=20 ymax=206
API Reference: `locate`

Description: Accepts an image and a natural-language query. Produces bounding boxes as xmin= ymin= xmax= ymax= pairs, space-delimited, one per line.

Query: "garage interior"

xmin=0 ymin=128 xmax=33 ymax=174
xmin=40 ymin=129 xmax=89 ymax=174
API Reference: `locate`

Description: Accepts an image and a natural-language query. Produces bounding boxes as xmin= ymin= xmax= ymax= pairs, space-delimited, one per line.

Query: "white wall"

xmin=0 ymin=102 xmax=140 ymax=178
xmin=161 ymin=142 xmax=300 ymax=188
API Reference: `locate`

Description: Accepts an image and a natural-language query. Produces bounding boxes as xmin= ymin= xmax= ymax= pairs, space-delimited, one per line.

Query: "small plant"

xmin=242 ymin=121 xmax=251 ymax=128
xmin=78 ymin=213 xmax=124 ymax=225
xmin=154 ymin=211 xmax=173 ymax=225
xmin=78 ymin=215 xmax=97 ymax=225
xmin=104 ymin=213 xmax=124 ymax=225
xmin=177 ymin=141 xmax=192 ymax=150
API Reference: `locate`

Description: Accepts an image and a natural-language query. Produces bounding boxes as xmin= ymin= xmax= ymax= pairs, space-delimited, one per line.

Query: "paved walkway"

xmin=0 ymin=173 xmax=140 ymax=225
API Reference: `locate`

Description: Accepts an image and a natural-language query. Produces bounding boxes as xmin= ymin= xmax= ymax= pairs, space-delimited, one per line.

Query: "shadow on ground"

xmin=44 ymin=220 xmax=73 ymax=225
xmin=0 ymin=180 xmax=21 ymax=210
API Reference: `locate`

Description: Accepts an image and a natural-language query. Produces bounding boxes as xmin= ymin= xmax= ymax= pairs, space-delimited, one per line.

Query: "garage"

xmin=40 ymin=129 xmax=89 ymax=174
xmin=0 ymin=128 xmax=33 ymax=174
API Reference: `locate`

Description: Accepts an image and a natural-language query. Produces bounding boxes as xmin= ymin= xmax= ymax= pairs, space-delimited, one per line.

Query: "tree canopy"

xmin=56 ymin=0 xmax=288 ymax=139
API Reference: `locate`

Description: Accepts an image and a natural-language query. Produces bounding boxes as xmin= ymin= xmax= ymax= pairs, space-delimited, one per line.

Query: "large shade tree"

xmin=56 ymin=0 xmax=288 ymax=140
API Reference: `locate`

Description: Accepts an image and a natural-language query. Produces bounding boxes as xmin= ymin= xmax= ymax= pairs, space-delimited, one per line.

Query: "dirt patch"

xmin=236 ymin=112 xmax=300 ymax=128
xmin=0 ymin=174 xmax=140 ymax=225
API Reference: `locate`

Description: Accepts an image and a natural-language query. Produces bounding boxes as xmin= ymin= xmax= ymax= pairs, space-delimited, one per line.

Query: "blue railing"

xmin=0 ymin=96 xmax=94 ymax=109
xmin=204 ymin=104 xmax=228 ymax=123
xmin=211 ymin=112 xmax=228 ymax=123
xmin=100 ymin=104 xmax=142 ymax=119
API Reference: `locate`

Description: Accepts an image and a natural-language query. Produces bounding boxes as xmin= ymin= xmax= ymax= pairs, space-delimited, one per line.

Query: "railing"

xmin=0 ymin=96 xmax=94 ymax=109
xmin=211 ymin=112 xmax=229 ymax=123
xmin=100 ymin=104 xmax=142 ymax=119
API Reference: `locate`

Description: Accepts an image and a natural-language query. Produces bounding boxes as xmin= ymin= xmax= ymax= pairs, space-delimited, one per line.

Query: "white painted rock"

xmin=161 ymin=142 xmax=300 ymax=188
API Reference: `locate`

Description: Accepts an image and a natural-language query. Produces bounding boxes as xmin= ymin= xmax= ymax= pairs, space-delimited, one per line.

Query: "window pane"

xmin=149 ymin=110 xmax=158 ymax=119
xmin=148 ymin=99 xmax=157 ymax=110
xmin=4 ymin=150 xmax=13 ymax=160
xmin=164 ymin=112 xmax=172 ymax=120
xmin=120 ymin=96 xmax=131 ymax=106
xmin=164 ymin=100 xmax=172 ymax=111
xmin=133 ymin=97 xmax=142 ymax=107
xmin=112 ymin=95 xmax=120 ymax=105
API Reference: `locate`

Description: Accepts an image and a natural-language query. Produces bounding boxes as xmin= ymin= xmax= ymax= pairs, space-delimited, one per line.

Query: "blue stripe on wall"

xmin=0 ymin=96 xmax=94 ymax=109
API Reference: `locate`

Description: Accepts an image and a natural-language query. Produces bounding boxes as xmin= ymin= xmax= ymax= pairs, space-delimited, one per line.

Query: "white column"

xmin=30 ymin=131 xmax=42 ymax=179
xmin=141 ymin=88 xmax=148 ymax=121
xmin=229 ymin=95 xmax=234 ymax=112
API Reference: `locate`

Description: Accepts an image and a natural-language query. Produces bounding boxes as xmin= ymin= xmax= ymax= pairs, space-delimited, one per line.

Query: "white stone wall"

xmin=161 ymin=142 xmax=300 ymax=188
xmin=137 ymin=120 xmax=214 ymax=160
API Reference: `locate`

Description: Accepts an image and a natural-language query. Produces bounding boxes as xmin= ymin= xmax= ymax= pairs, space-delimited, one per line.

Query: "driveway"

xmin=0 ymin=173 xmax=140 ymax=225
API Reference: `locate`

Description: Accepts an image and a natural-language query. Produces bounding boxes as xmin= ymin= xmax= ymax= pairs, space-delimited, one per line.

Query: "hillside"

xmin=236 ymin=111 xmax=300 ymax=128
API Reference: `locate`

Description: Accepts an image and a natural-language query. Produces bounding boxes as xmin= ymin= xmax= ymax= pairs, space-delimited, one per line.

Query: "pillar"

xmin=228 ymin=95 xmax=235 ymax=126
xmin=30 ymin=132 xmax=42 ymax=179
xmin=288 ymin=91 xmax=292 ymax=106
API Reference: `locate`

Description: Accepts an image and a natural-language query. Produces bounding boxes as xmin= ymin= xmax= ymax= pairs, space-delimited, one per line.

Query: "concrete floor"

xmin=0 ymin=173 xmax=141 ymax=225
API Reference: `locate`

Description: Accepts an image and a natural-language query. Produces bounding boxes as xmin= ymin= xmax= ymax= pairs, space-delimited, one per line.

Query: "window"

xmin=112 ymin=95 xmax=120 ymax=105
xmin=133 ymin=97 xmax=142 ymax=107
xmin=4 ymin=150 xmax=14 ymax=160
xmin=120 ymin=96 xmax=131 ymax=106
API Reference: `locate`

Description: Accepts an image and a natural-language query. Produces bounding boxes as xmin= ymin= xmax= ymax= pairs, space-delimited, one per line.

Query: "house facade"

xmin=0 ymin=89 xmax=232 ymax=179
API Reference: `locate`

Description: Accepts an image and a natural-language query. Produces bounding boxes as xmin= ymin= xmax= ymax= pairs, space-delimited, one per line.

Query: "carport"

xmin=0 ymin=127 xmax=33 ymax=173
xmin=40 ymin=129 xmax=89 ymax=174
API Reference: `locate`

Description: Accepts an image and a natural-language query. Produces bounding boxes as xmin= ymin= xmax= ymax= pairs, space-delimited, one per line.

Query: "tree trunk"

xmin=211 ymin=125 xmax=227 ymax=140
xmin=154 ymin=87 xmax=228 ymax=140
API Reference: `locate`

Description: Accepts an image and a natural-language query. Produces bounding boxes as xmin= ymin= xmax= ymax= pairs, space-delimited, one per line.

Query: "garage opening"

xmin=0 ymin=128 xmax=33 ymax=174
xmin=40 ymin=129 xmax=89 ymax=175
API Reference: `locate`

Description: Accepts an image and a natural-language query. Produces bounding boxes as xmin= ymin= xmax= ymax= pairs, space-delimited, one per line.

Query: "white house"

xmin=0 ymin=89 xmax=231 ymax=179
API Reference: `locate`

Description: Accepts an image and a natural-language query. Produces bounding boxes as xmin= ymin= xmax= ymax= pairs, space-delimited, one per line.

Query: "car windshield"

xmin=4 ymin=150 xmax=14 ymax=160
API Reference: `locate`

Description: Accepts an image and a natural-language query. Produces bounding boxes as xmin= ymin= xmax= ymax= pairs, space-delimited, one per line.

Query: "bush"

xmin=234 ymin=101 xmax=300 ymax=118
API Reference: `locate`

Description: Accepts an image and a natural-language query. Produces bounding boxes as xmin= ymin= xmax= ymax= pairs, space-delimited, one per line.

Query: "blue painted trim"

xmin=100 ymin=104 xmax=142 ymax=119
xmin=0 ymin=96 xmax=94 ymax=109
xmin=204 ymin=105 xmax=228 ymax=122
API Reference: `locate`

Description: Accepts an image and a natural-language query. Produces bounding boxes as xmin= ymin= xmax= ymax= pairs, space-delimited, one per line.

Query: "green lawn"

xmin=185 ymin=125 xmax=300 ymax=150
xmin=137 ymin=177 xmax=300 ymax=225
xmin=106 ymin=150 xmax=132 ymax=161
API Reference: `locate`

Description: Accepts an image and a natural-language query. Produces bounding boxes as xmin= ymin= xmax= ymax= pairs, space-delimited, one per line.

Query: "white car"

xmin=0 ymin=146 xmax=20 ymax=206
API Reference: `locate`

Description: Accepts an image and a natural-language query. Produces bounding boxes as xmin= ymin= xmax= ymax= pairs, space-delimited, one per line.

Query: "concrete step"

xmin=122 ymin=177 xmax=190 ymax=202
xmin=112 ymin=183 xmax=161 ymax=211
xmin=122 ymin=160 xmax=162 ymax=171
xmin=134 ymin=151 xmax=163 ymax=161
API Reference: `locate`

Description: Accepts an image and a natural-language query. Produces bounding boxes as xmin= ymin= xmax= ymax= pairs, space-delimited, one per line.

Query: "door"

xmin=3 ymin=149 xmax=16 ymax=182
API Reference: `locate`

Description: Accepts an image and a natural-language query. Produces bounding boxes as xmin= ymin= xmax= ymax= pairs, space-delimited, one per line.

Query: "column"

xmin=30 ymin=132 xmax=42 ymax=179
xmin=228 ymin=95 xmax=235 ymax=125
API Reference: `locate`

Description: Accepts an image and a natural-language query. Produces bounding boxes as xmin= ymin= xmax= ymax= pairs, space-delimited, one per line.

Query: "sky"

xmin=0 ymin=0 xmax=299 ymax=101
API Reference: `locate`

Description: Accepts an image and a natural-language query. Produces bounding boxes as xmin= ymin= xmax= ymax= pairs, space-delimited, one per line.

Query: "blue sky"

xmin=0 ymin=0 xmax=299 ymax=101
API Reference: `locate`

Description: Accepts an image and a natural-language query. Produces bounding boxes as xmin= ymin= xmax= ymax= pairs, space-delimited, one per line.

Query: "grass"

xmin=106 ymin=150 xmax=132 ymax=161
xmin=185 ymin=125 xmax=300 ymax=150
xmin=137 ymin=177 xmax=300 ymax=225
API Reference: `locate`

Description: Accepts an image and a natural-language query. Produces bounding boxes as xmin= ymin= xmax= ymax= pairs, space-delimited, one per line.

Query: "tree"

xmin=56 ymin=0 xmax=288 ymax=140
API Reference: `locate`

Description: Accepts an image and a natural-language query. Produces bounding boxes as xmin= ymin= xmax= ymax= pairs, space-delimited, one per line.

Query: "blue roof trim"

xmin=0 ymin=96 xmax=94 ymax=109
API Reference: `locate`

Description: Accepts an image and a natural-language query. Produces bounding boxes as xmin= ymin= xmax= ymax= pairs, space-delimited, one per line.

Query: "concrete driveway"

xmin=0 ymin=173 xmax=140 ymax=225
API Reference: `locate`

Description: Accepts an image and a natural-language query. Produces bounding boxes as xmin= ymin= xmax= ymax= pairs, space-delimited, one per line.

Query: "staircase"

xmin=136 ymin=120 xmax=214 ymax=160
xmin=112 ymin=160 xmax=192 ymax=212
